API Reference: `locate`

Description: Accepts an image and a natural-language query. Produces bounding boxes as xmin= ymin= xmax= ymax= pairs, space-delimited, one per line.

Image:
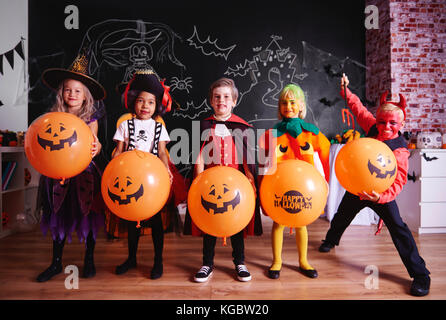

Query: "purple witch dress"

xmin=39 ymin=110 xmax=105 ymax=243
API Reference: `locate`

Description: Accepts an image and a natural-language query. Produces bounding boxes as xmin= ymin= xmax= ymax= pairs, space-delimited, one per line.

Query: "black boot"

xmin=83 ymin=232 xmax=96 ymax=278
xmin=37 ymin=237 xmax=66 ymax=282
xmin=116 ymin=222 xmax=140 ymax=275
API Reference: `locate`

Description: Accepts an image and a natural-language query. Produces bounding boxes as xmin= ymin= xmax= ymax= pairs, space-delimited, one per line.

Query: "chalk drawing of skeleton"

xmin=75 ymin=19 xmax=185 ymax=84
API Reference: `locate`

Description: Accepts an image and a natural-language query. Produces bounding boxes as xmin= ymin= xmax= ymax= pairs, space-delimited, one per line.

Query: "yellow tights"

xmin=270 ymin=222 xmax=314 ymax=271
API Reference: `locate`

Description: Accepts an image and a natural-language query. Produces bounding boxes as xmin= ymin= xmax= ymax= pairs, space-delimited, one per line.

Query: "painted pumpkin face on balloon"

xmin=37 ymin=121 xmax=78 ymax=151
xmin=107 ymin=175 xmax=144 ymax=205
xmin=368 ymin=153 xmax=397 ymax=179
xmin=101 ymin=150 xmax=171 ymax=223
xmin=25 ymin=112 xmax=93 ymax=180
xmin=201 ymin=183 xmax=241 ymax=215
xmin=187 ymin=166 xmax=255 ymax=238
xmin=335 ymin=138 xmax=397 ymax=195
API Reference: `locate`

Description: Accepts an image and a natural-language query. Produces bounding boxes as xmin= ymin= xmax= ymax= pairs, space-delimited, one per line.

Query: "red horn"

xmin=380 ymin=90 xmax=389 ymax=106
xmin=398 ymin=93 xmax=407 ymax=109
xmin=398 ymin=93 xmax=407 ymax=120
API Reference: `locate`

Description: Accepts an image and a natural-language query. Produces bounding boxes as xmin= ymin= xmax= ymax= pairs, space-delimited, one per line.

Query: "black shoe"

xmin=115 ymin=258 xmax=137 ymax=275
xmin=36 ymin=262 xmax=63 ymax=282
xmin=235 ymin=264 xmax=252 ymax=282
xmin=299 ymin=267 xmax=318 ymax=278
xmin=319 ymin=240 xmax=334 ymax=253
xmin=410 ymin=276 xmax=430 ymax=296
xmin=194 ymin=265 xmax=213 ymax=283
xmin=268 ymin=269 xmax=280 ymax=279
xmin=150 ymin=263 xmax=163 ymax=280
xmin=83 ymin=258 xmax=96 ymax=278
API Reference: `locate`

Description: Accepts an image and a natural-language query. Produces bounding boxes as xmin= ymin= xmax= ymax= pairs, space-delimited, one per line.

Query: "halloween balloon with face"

xmin=24 ymin=112 xmax=93 ymax=180
xmin=260 ymin=159 xmax=328 ymax=227
xmin=101 ymin=150 xmax=170 ymax=224
xmin=335 ymin=138 xmax=397 ymax=195
xmin=187 ymin=166 xmax=255 ymax=238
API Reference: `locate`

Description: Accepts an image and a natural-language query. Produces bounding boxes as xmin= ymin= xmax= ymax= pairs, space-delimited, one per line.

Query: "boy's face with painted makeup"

xmin=376 ymin=109 xmax=405 ymax=140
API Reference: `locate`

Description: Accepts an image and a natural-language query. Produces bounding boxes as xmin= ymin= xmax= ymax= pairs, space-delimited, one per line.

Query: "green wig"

xmin=278 ymin=84 xmax=307 ymax=119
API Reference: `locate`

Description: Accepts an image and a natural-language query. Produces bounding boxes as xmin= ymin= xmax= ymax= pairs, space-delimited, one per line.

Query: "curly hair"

xmin=51 ymin=80 xmax=95 ymax=122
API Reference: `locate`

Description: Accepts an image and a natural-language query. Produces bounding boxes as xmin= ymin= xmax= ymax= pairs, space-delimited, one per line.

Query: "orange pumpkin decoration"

xmin=25 ymin=112 xmax=93 ymax=180
xmin=101 ymin=150 xmax=171 ymax=225
xmin=187 ymin=166 xmax=255 ymax=238
xmin=260 ymin=159 xmax=328 ymax=227
xmin=335 ymin=138 xmax=397 ymax=195
xmin=408 ymin=142 xmax=416 ymax=149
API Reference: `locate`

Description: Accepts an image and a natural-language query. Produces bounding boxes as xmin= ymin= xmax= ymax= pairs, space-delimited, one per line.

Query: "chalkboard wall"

xmin=28 ymin=0 xmax=367 ymax=174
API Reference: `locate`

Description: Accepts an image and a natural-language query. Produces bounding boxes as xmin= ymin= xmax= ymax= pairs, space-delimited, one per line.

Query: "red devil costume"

xmin=319 ymin=86 xmax=430 ymax=296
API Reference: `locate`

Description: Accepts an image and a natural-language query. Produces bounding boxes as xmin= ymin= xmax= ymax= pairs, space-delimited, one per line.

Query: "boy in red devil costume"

xmin=184 ymin=78 xmax=262 ymax=282
xmin=319 ymin=74 xmax=430 ymax=296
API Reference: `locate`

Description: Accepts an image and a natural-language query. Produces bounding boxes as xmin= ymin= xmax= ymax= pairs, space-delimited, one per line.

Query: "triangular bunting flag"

xmin=4 ymin=49 xmax=14 ymax=70
xmin=14 ymin=41 xmax=25 ymax=61
xmin=0 ymin=54 xmax=3 ymax=75
xmin=0 ymin=100 xmax=3 ymax=107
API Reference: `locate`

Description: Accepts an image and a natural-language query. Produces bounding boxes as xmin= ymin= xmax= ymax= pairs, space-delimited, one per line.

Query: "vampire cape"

xmin=183 ymin=114 xmax=263 ymax=237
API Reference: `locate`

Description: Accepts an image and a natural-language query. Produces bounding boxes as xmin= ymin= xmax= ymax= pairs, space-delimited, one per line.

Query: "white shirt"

xmin=113 ymin=118 xmax=170 ymax=153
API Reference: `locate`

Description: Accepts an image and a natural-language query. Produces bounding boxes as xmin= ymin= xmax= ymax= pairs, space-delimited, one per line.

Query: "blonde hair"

xmin=51 ymin=80 xmax=95 ymax=122
xmin=208 ymin=77 xmax=239 ymax=102
xmin=377 ymin=103 xmax=405 ymax=121
xmin=278 ymin=84 xmax=307 ymax=119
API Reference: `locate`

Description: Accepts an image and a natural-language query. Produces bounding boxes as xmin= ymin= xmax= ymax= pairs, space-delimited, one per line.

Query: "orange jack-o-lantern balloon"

xmin=335 ymin=138 xmax=397 ymax=195
xmin=187 ymin=166 xmax=255 ymax=238
xmin=260 ymin=159 xmax=328 ymax=227
xmin=101 ymin=150 xmax=171 ymax=223
xmin=25 ymin=112 xmax=93 ymax=180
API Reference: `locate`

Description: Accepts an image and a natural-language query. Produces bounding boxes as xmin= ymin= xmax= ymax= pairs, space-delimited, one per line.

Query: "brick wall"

xmin=366 ymin=0 xmax=446 ymax=134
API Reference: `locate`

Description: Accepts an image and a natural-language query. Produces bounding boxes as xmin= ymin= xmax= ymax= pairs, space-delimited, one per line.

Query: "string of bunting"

xmin=0 ymin=37 xmax=25 ymax=76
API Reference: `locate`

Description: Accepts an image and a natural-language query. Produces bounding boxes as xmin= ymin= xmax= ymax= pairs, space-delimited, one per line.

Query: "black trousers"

xmin=324 ymin=191 xmax=430 ymax=278
xmin=127 ymin=211 xmax=164 ymax=264
xmin=202 ymin=230 xmax=244 ymax=267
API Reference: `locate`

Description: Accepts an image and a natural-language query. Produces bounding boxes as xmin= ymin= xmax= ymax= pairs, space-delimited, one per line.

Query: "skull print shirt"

xmin=113 ymin=118 xmax=170 ymax=153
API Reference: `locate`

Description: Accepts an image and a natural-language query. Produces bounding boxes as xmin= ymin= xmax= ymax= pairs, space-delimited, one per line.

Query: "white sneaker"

xmin=194 ymin=265 xmax=213 ymax=283
xmin=236 ymin=264 xmax=252 ymax=282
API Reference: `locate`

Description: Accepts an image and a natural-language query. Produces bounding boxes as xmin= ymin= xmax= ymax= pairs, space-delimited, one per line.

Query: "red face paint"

xmin=376 ymin=110 xmax=404 ymax=140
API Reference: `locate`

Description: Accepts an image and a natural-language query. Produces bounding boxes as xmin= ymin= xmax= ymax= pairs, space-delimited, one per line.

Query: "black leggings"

xmin=127 ymin=212 xmax=164 ymax=264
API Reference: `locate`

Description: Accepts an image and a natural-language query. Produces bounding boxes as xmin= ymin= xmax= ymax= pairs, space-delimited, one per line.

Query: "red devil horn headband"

xmin=379 ymin=90 xmax=407 ymax=120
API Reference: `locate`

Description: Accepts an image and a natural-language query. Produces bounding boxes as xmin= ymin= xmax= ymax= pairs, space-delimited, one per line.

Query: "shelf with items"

xmin=0 ymin=147 xmax=41 ymax=239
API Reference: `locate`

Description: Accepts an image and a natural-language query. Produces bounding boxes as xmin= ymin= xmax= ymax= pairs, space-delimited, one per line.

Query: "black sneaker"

xmin=236 ymin=264 xmax=252 ymax=282
xmin=410 ymin=276 xmax=430 ymax=297
xmin=194 ymin=265 xmax=213 ymax=283
xmin=318 ymin=240 xmax=335 ymax=253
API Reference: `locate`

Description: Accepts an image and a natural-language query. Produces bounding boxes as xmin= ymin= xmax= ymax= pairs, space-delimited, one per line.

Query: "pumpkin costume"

xmin=260 ymin=115 xmax=330 ymax=279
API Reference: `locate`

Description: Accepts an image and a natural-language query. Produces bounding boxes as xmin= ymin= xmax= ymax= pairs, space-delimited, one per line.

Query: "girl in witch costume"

xmin=37 ymin=53 xmax=107 ymax=282
xmin=184 ymin=77 xmax=263 ymax=283
xmin=319 ymin=74 xmax=431 ymax=297
xmin=112 ymin=70 xmax=173 ymax=279
xmin=258 ymin=84 xmax=330 ymax=279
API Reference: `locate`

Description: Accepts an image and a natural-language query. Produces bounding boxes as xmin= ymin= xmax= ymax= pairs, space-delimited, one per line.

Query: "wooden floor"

xmin=0 ymin=218 xmax=445 ymax=300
